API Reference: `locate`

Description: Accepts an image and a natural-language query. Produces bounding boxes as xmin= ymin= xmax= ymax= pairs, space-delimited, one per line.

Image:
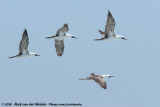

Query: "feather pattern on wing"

xmin=19 ymin=29 xmax=29 ymax=54
xmin=93 ymin=76 xmax=107 ymax=89
xmin=55 ymin=39 xmax=64 ymax=56
xmin=105 ymin=10 xmax=116 ymax=38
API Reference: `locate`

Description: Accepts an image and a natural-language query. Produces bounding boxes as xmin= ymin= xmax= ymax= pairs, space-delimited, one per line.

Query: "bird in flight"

xmin=79 ymin=73 xmax=114 ymax=89
xmin=45 ymin=24 xmax=77 ymax=56
xmin=9 ymin=29 xmax=40 ymax=58
xmin=94 ymin=10 xmax=127 ymax=41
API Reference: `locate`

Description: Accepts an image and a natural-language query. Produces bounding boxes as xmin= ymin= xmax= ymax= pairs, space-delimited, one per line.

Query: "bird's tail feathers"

xmin=79 ymin=78 xmax=87 ymax=80
xmin=45 ymin=36 xmax=54 ymax=39
xmin=45 ymin=35 xmax=57 ymax=39
xmin=8 ymin=53 xmax=21 ymax=59
xmin=8 ymin=55 xmax=18 ymax=59
xmin=94 ymin=39 xmax=101 ymax=41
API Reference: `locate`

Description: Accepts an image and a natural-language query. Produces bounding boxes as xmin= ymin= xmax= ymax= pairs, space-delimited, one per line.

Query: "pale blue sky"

xmin=0 ymin=0 xmax=160 ymax=107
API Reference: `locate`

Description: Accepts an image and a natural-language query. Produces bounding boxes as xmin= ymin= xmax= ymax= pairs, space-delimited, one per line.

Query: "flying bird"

xmin=9 ymin=29 xmax=40 ymax=58
xmin=79 ymin=73 xmax=114 ymax=89
xmin=94 ymin=10 xmax=127 ymax=41
xmin=45 ymin=24 xmax=77 ymax=56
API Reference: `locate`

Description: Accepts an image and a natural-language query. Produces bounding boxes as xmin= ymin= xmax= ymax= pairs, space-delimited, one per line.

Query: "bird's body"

xmin=9 ymin=29 xmax=40 ymax=59
xmin=95 ymin=35 xmax=120 ymax=41
xmin=47 ymin=34 xmax=74 ymax=40
xmin=95 ymin=34 xmax=122 ymax=41
xmin=94 ymin=10 xmax=127 ymax=41
xmin=45 ymin=24 xmax=77 ymax=56
xmin=79 ymin=73 xmax=114 ymax=89
xmin=9 ymin=52 xmax=39 ymax=58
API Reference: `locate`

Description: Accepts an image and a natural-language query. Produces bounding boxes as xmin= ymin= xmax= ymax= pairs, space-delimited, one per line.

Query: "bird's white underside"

xmin=101 ymin=74 xmax=111 ymax=78
xmin=54 ymin=34 xmax=73 ymax=40
xmin=13 ymin=53 xmax=36 ymax=58
xmin=96 ymin=35 xmax=123 ymax=41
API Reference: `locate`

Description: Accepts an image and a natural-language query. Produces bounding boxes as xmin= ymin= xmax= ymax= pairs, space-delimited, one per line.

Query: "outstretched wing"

xmin=105 ymin=10 xmax=116 ymax=38
xmin=94 ymin=77 xmax=107 ymax=89
xmin=55 ymin=39 xmax=64 ymax=56
xmin=19 ymin=29 xmax=29 ymax=54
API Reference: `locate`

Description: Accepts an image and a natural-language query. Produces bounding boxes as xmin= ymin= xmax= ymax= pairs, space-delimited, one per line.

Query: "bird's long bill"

xmin=122 ymin=37 xmax=128 ymax=40
xmin=109 ymin=75 xmax=115 ymax=78
xmin=72 ymin=36 xmax=78 ymax=39
xmin=35 ymin=54 xmax=40 ymax=56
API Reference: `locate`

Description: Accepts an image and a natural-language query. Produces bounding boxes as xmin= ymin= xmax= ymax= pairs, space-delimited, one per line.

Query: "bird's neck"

xmin=66 ymin=34 xmax=72 ymax=38
xmin=101 ymin=75 xmax=109 ymax=78
xmin=115 ymin=35 xmax=123 ymax=39
xmin=28 ymin=52 xmax=35 ymax=56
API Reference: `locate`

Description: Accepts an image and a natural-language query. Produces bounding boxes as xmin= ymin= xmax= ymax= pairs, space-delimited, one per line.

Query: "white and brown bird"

xmin=79 ymin=73 xmax=114 ymax=89
xmin=9 ymin=29 xmax=40 ymax=59
xmin=94 ymin=10 xmax=127 ymax=41
xmin=45 ymin=24 xmax=77 ymax=56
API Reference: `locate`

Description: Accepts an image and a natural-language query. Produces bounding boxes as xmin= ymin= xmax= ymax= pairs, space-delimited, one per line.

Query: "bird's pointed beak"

xmin=72 ymin=36 xmax=78 ymax=39
xmin=109 ymin=75 xmax=115 ymax=78
xmin=122 ymin=37 xmax=128 ymax=40
xmin=35 ymin=54 xmax=40 ymax=56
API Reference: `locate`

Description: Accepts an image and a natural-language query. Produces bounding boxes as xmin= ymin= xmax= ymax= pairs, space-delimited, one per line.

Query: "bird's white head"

xmin=66 ymin=34 xmax=78 ymax=39
xmin=101 ymin=74 xmax=115 ymax=78
xmin=116 ymin=35 xmax=127 ymax=40
xmin=29 ymin=52 xmax=40 ymax=56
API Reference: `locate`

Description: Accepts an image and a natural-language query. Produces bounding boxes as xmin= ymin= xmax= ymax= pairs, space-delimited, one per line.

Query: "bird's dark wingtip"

xmin=8 ymin=56 xmax=14 ymax=59
xmin=64 ymin=23 xmax=68 ymax=27
xmin=45 ymin=36 xmax=53 ymax=39
xmin=94 ymin=39 xmax=99 ymax=41
xmin=98 ymin=29 xmax=101 ymax=32
xmin=108 ymin=10 xmax=112 ymax=15
xmin=108 ymin=10 xmax=111 ymax=14
xmin=24 ymin=28 xmax=27 ymax=32
xmin=45 ymin=37 xmax=49 ymax=39
xmin=23 ymin=28 xmax=28 ymax=35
